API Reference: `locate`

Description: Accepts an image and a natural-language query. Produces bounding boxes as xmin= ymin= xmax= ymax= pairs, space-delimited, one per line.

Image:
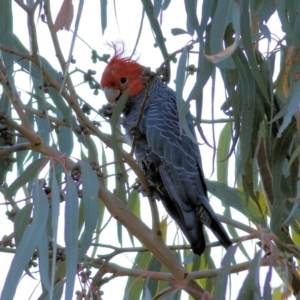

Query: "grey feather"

xmin=122 ymin=77 xmax=232 ymax=255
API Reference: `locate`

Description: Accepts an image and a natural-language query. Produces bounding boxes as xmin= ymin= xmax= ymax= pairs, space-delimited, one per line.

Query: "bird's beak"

xmin=103 ymin=87 xmax=121 ymax=105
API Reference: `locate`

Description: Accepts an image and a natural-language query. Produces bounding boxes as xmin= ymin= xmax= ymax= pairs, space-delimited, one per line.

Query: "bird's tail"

xmin=196 ymin=204 xmax=232 ymax=249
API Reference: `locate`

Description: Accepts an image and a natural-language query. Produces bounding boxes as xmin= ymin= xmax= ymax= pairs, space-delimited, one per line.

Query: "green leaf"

xmin=0 ymin=0 xmax=15 ymax=90
xmin=153 ymin=0 xmax=162 ymax=19
xmin=236 ymin=250 xmax=262 ymax=300
xmin=217 ymin=123 xmax=231 ymax=185
xmin=199 ymin=0 xmax=213 ymax=36
xmin=276 ymin=80 xmax=300 ymax=137
xmin=274 ymin=0 xmax=300 ymax=47
xmin=101 ymin=142 xmax=108 ymax=187
xmin=64 ymin=174 xmax=79 ymax=300
xmin=161 ymin=0 xmax=171 ymax=10
xmin=45 ymin=280 xmax=65 ymax=300
xmin=206 ymin=180 xmax=267 ymax=226
xmin=5 ymin=158 xmax=46 ymax=199
xmin=128 ymin=188 xmax=140 ymax=217
xmin=77 ymin=160 xmax=100 ymax=260
xmin=56 ymin=109 xmax=74 ymax=155
xmin=127 ymin=188 xmax=140 ymax=245
xmin=14 ymin=203 xmax=33 ymax=246
xmin=271 ymin=124 xmax=296 ymax=245
xmin=49 ymin=170 xmax=61 ymax=300
xmin=147 ymin=255 xmax=162 ymax=296
xmin=142 ymin=277 xmax=152 ymax=300
xmin=176 ymin=46 xmax=197 ymax=143
xmin=187 ymin=52 xmax=214 ymax=104
xmin=37 ymin=228 xmax=51 ymax=292
xmin=209 ymin=0 xmax=233 ymax=54
xmin=100 ymin=0 xmax=107 ymax=34
xmin=214 ymin=245 xmax=237 ymax=300
xmin=86 ymin=135 xmax=99 ymax=163
xmin=141 ymin=0 xmax=170 ymax=82
xmin=171 ymin=28 xmax=189 ymax=36
xmin=110 ymin=88 xmax=130 ymax=127
xmin=78 ymin=199 xmax=85 ymax=236
xmin=234 ymin=48 xmax=256 ymax=171
xmin=124 ymin=252 xmax=152 ymax=299
xmin=240 ymin=0 xmax=269 ymax=101
xmin=1 ymin=181 xmax=49 ymax=300
xmin=262 ymin=266 xmax=272 ymax=300
xmin=184 ymin=0 xmax=199 ymax=32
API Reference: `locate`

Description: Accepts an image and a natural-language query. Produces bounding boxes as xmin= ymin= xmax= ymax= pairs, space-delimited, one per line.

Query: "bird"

xmin=100 ymin=47 xmax=232 ymax=255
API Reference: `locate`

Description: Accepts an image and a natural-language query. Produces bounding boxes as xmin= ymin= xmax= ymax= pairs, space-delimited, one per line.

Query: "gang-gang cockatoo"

xmin=100 ymin=48 xmax=232 ymax=255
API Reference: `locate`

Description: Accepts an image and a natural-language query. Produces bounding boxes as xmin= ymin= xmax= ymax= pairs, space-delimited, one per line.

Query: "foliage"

xmin=0 ymin=0 xmax=300 ymax=299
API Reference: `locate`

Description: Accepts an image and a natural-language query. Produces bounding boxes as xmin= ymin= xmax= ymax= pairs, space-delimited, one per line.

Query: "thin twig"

xmin=217 ymin=214 xmax=258 ymax=234
xmin=14 ymin=0 xmax=30 ymax=12
xmin=22 ymin=104 xmax=69 ymax=127
xmin=91 ymin=257 xmax=274 ymax=282
xmin=0 ymin=143 xmax=31 ymax=155
xmin=157 ymin=41 xmax=197 ymax=74
xmin=0 ymin=45 xmax=34 ymax=62
xmin=92 ymin=234 xmax=254 ymax=258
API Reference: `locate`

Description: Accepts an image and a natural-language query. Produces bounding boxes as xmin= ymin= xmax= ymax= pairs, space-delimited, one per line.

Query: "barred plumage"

xmin=100 ymin=54 xmax=232 ymax=255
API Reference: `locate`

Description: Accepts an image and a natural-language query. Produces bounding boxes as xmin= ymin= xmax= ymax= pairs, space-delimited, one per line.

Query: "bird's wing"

xmin=140 ymin=85 xmax=231 ymax=253
xmin=142 ymin=87 xmax=207 ymax=208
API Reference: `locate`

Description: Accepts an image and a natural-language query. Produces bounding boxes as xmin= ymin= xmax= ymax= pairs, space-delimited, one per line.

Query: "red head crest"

xmin=100 ymin=44 xmax=145 ymax=99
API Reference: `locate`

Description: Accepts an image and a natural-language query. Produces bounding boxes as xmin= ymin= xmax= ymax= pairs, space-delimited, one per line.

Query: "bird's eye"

xmin=120 ymin=77 xmax=127 ymax=84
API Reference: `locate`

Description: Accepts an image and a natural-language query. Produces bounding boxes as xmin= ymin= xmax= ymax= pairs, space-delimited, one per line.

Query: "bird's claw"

xmin=99 ymin=103 xmax=114 ymax=118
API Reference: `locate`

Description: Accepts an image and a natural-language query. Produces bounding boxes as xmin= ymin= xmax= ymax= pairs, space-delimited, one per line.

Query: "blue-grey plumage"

xmin=123 ymin=77 xmax=232 ymax=255
xmin=100 ymin=52 xmax=232 ymax=255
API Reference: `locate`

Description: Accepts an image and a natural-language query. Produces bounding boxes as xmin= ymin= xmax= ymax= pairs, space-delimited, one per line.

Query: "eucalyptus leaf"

xmin=5 ymin=158 xmax=46 ymax=199
xmin=77 ymin=160 xmax=99 ymax=260
xmin=64 ymin=174 xmax=79 ymax=300
xmin=1 ymin=181 xmax=49 ymax=300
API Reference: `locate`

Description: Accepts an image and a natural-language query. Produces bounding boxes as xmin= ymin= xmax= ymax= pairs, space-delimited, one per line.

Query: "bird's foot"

xmin=99 ymin=103 xmax=114 ymax=118
xmin=196 ymin=205 xmax=211 ymax=227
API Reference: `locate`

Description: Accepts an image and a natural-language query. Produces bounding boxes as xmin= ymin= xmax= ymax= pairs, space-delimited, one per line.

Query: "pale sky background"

xmin=0 ymin=1 xmax=285 ymax=299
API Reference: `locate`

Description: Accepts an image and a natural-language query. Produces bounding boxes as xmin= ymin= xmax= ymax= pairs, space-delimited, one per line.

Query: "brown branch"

xmin=27 ymin=4 xmax=39 ymax=56
xmin=92 ymin=234 xmax=254 ymax=259
xmin=0 ymin=45 xmax=33 ymax=61
xmin=0 ymin=143 xmax=31 ymax=155
xmin=217 ymin=214 xmax=258 ymax=234
xmin=148 ymin=196 xmax=161 ymax=235
xmin=0 ymin=59 xmax=36 ymax=133
xmin=0 ymin=232 xmax=14 ymax=247
xmin=157 ymin=42 xmax=196 ymax=74
xmin=22 ymin=104 xmax=69 ymax=127
xmin=1 ymin=115 xmax=41 ymax=147
xmin=0 ymin=246 xmax=16 ymax=254
xmin=14 ymin=0 xmax=30 ymax=12
xmin=93 ymin=257 xmax=274 ymax=282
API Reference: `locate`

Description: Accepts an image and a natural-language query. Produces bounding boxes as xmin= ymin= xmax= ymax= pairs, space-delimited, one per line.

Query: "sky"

xmin=0 ymin=1 xmax=286 ymax=299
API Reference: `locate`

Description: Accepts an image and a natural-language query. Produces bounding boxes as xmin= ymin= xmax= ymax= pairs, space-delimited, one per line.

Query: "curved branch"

xmin=94 ymin=257 xmax=274 ymax=282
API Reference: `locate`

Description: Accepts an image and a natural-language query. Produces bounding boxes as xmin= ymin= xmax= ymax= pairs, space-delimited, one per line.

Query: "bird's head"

xmin=100 ymin=49 xmax=145 ymax=104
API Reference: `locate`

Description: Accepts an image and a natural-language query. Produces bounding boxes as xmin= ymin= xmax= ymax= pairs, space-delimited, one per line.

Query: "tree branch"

xmin=0 ymin=142 xmax=31 ymax=155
